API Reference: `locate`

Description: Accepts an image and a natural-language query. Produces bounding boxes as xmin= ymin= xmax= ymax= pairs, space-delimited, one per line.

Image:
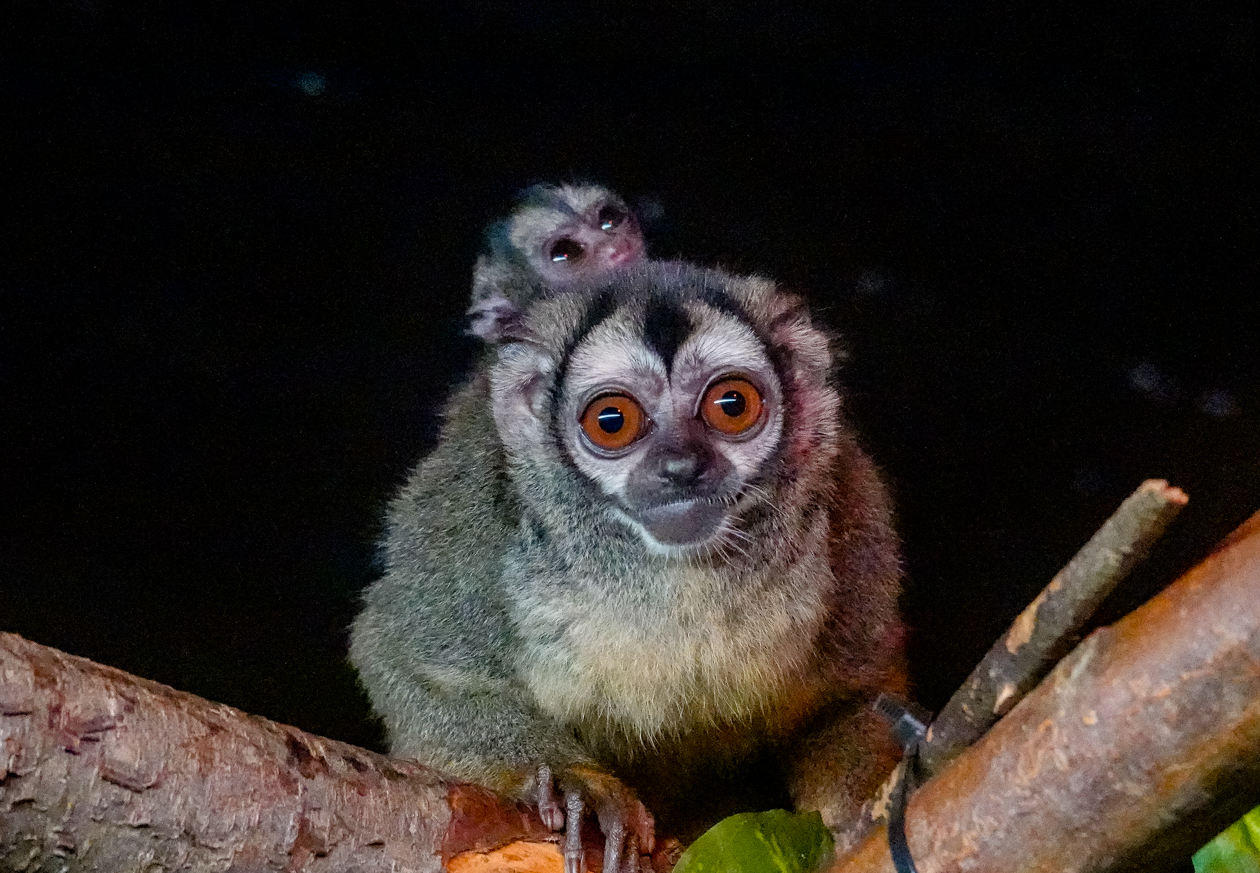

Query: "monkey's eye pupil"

xmin=715 ymin=391 xmax=746 ymax=418
xmin=597 ymin=205 xmax=627 ymax=232
xmin=550 ymin=239 xmax=585 ymax=263
xmin=597 ymin=407 xmax=625 ymax=433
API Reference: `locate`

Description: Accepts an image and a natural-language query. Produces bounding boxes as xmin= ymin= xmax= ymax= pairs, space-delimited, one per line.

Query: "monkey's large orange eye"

xmin=700 ymin=378 xmax=764 ymax=436
xmin=580 ymin=394 xmax=648 ymax=451
xmin=597 ymin=204 xmax=628 ymax=232
xmin=549 ymin=238 xmax=585 ymax=263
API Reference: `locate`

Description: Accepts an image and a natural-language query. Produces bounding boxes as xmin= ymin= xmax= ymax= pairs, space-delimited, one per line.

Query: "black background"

xmin=4 ymin=2 xmax=1257 ymax=754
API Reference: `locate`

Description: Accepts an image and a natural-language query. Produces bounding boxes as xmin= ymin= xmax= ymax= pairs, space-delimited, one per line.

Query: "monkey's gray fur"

xmin=350 ymin=262 xmax=906 ymax=870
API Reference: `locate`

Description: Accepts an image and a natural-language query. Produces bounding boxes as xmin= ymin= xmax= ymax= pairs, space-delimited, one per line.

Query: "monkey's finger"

xmin=563 ymin=788 xmax=585 ymax=873
xmin=534 ymin=765 xmax=565 ymax=832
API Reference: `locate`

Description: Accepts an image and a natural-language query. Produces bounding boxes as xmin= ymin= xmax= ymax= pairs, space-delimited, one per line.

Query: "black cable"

xmin=873 ymin=694 xmax=929 ymax=873
xmin=887 ymin=740 xmax=920 ymax=873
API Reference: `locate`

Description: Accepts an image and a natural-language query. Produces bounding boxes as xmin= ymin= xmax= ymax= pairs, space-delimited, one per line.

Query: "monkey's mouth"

xmin=629 ymin=497 xmax=732 ymax=548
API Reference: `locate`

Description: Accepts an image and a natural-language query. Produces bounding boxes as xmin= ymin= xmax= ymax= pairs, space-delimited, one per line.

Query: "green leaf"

xmin=673 ymin=809 xmax=835 ymax=873
xmin=1194 ymin=805 xmax=1260 ymax=873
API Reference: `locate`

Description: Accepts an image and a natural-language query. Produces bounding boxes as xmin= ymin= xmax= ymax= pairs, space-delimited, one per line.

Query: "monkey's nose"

xmin=658 ymin=452 xmax=702 ymax=485
xmin=605 ymin=237 xmax=642 ymax=266
xmin=607 ymin=244 xmax=634 ymax=266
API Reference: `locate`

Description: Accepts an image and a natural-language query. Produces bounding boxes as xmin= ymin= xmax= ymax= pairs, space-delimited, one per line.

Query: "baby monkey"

xmin=468 ymin=183 xmax=647 ymax=342
xmin=351 ymin=261 xmax=907 ymax=872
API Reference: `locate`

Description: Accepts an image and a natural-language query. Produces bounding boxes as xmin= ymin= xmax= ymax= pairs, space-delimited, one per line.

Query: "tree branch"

xmin=0 ymin=632 xmax=570 ymax=872
xmin=834 ymin=509 xmax=1260 ymax=873
xmin=919 ymin=478 xmax=1188 ymax=775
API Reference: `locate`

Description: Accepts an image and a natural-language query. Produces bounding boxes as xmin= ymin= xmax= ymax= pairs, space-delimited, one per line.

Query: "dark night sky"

xmin=3 ymin=2 xmax=1257 ymax=752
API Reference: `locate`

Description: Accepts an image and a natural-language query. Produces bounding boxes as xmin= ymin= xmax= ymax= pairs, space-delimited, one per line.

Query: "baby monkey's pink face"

xmin=511 ymin=187 xmax=647 ymax=289
xmin=468 ymin=184 xmax=649 ymax=345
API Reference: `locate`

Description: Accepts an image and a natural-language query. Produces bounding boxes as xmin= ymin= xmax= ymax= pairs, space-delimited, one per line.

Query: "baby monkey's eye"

xmin=549 ymin=238 xmax=585 ymax=263
xmin=580 ymin=393 xmax=648 ymax=451
xmin=597 ymin=204 xmax=628 ymax=232
xmin=700 ymin=378 xmax=764 ymax=436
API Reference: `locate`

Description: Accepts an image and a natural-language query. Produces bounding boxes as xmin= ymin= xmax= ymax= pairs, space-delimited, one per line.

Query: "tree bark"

xmin=834 ymin=509 xmax=1260 ymax=873
xmin=0 ymin=632 xmax=567 ymax=872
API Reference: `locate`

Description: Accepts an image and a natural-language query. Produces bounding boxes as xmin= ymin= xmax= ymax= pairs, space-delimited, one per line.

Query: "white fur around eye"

xmin=673 ymin=318 xmax=771 ymax=382
xmin=559 ymin=326 xmax=665 ymax=499
xmin=668 ymin=315 xmax=784 ymax=477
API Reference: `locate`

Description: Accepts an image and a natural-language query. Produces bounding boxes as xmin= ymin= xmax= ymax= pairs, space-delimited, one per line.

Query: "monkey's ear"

xmin=759 ymin=285 xmax=834 ymax=386
xmin=488 ymin=342 xmax=555 ymax=450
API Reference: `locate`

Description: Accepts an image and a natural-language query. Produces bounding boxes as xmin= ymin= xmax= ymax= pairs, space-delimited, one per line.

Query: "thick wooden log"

xmin=0 ymin=632 xmax=564 ymax=872
xmin=835 ymin=510 xmax=1260 ymax=873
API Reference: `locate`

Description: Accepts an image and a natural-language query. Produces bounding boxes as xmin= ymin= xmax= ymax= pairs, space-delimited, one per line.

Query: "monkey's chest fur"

xmin=505 ymin=552 xmax=833 ymax=761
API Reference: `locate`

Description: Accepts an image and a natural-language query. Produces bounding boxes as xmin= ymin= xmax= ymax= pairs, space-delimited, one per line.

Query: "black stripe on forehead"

xmin=557 ymin=291 xmax=618 ymax=373
xmin=696 ymin=283 xmax=754 ymax=327
xmin=641 ymin=295 xmax=694 ymax=373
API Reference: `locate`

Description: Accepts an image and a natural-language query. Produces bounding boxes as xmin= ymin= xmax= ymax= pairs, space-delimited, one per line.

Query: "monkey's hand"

xmin=533 ymin=763 xmax=654 ymax=873
xmin=467 ymin=294 xmax=524 ymax=343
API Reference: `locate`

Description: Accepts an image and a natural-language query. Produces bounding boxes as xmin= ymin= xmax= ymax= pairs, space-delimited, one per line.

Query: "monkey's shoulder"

xmin=381 ymin=371 xmax=518 ymax=580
